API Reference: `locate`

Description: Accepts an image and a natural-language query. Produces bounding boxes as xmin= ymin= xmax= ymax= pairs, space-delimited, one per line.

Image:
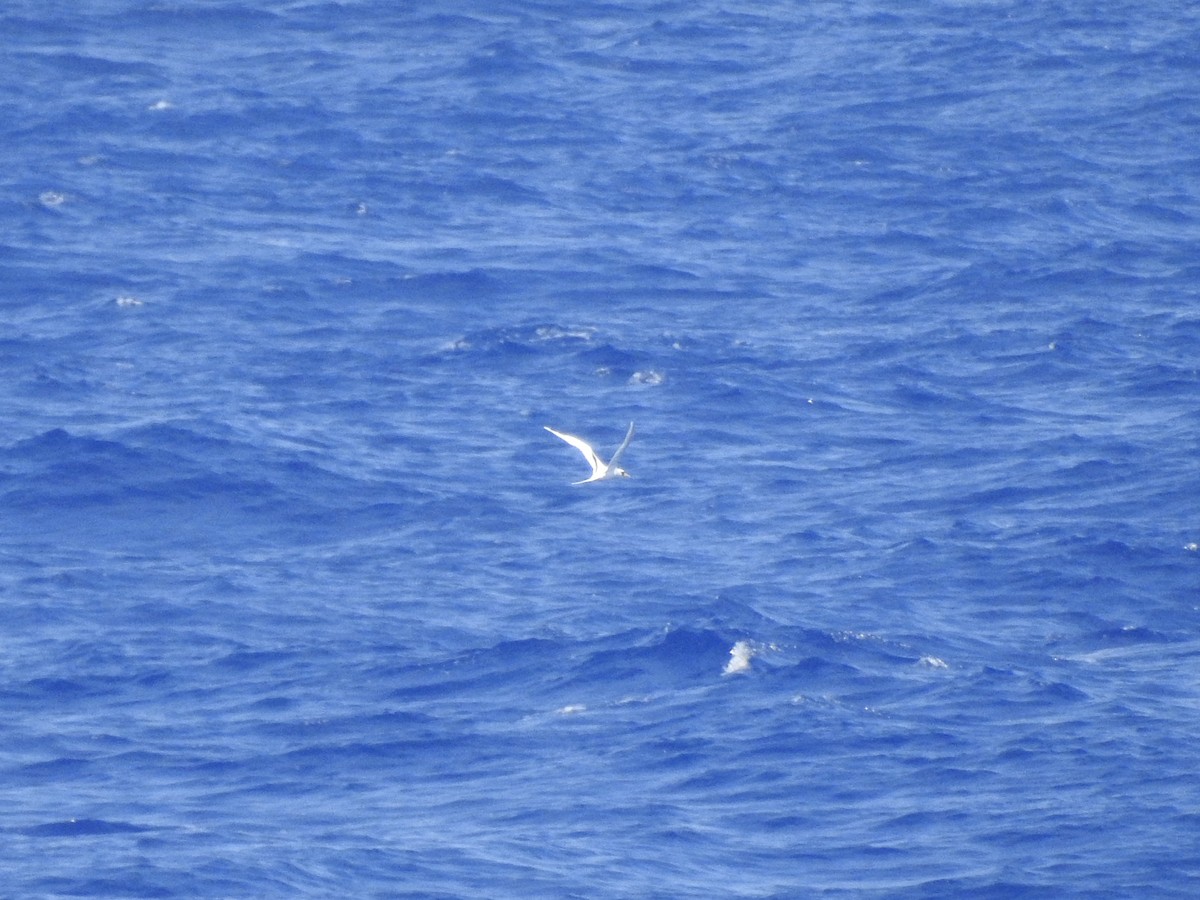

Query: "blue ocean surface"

xmin=3 ymin=0 xmax=1199 ymax=896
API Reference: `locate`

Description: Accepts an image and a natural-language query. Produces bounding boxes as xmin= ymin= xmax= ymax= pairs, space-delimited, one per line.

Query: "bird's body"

xmin=544 ymin=422 xmax=635 ymax=484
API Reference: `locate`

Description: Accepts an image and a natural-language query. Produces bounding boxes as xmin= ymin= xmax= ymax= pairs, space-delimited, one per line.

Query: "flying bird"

xmin=544 ymin=422 xmax=635 ymax=484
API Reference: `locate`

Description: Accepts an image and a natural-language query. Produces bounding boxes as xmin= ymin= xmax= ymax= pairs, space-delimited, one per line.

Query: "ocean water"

xmin=3 ymin=0 xmax=1200 ymax=896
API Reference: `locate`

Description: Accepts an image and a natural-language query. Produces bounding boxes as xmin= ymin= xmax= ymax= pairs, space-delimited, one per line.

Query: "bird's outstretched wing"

xmin=606 ymin=422 xmax=636 ymax=474
xmin=544 ymin=426 xmax=606 ymax=480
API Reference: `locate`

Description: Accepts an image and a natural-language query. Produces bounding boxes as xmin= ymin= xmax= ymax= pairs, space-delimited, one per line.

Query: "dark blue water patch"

xmin=211 ymin=648 xmax=301 ymax=675
xmin=21 ymin=50 xmax=166 ymax=85
xmin=463 ymin=38 xmax=561 ymax=81
xmin=1087 ymin=624 xmax=1179 ymax=648
xmin=1128 ymin=360 xmax=1200 ymax=399
xmin=384 ymin=636 xmax=563 ymax=702
xmin=251 ymin=707 xmax=442 ymax=745
xmin=124 ymin=2 xmax=282 ymax=34
xmin=9 ymin=756 xmax=95 ymax=783
xmin=379 ymin=626 xmax=754 ymax=714
xmin=20 ymin=817 xmax=154 ymax=837
xmin=28 ymin=874 xmax=177 ymax=899
xmin=5 ymin=422 xmax=438 ymax=548
xmin=0 ymin=13 xmax=85 ymax=42
xmin=566 ymin=627 xmax=731 ymax=686
xmin=388 ymin=269 xmax=508 ymax=305
xmin=2 ymin=428 xmax=277 ymax=511
xmin=18 ymin=677 xmax=106 ymax=703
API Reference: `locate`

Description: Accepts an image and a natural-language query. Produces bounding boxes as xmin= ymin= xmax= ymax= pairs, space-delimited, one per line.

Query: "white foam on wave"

xmin=722 ymin=640 xmax=755 ymax=676
xmin=629 ymin=370 xmax=665 ymax=386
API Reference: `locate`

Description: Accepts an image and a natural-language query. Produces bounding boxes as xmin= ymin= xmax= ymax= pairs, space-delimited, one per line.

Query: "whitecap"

xmin=722 ymin=640 xmax=754 ymax=676
xmin=629 ymin=370 xmax=665 ymax=386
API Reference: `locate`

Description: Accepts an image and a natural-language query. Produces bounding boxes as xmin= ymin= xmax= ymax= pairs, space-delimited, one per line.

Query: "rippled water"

xmin=3 ymin=1 xmax=1199 ymax=896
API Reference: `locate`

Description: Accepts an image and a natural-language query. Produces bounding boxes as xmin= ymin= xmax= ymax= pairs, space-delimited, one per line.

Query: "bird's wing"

xmin=607 ymin=422 xmax=635 ymax=473
xmin=544 ymin=426 xmax=606 ymax=479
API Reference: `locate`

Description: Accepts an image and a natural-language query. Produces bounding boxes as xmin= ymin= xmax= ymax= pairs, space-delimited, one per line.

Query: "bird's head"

xmin=614 ymin=467 xmax=631 ymax=478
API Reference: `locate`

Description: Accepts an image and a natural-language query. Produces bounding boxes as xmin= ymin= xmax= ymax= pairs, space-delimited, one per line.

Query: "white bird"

xmin=544 ymin=422 xmax=635 ymax=484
